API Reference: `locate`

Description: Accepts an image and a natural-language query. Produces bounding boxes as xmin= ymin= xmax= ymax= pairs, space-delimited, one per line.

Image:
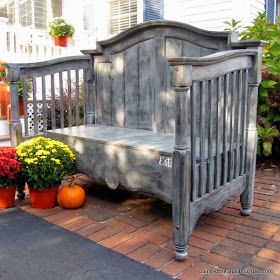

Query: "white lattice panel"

xmin=27 ymin=102 xmax=44 ymax=134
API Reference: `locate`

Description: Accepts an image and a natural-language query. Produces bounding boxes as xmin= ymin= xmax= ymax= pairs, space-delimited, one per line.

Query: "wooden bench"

xmin=8 ymin=20 xmax=263 ymax=260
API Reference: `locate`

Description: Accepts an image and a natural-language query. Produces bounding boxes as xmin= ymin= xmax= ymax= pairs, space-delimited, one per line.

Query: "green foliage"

xmin=228 ymin=13 xmax=280 ymax=157
xmin=48 ymin=18 xmax=75 ymax=38
xmin=17 ymin=137 xmax=76 ymax=190
xmin=18 ymin=78 xmax=32 ymax=101
xmin=223 ymin=19 xmax=242 ymax=31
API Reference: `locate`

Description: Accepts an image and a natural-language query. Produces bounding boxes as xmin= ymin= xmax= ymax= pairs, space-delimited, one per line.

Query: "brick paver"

xmin=13 ymin=166 xmax=280 ymax=279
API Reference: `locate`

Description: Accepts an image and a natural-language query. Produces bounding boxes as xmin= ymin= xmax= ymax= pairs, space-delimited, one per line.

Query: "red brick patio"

xmin=17 ymin=166 xmax=280 ymax=280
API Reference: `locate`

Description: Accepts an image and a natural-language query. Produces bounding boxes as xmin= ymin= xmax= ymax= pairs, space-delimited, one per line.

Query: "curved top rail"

xmin=97 ymin=20 xmax=230 ymax=48
xmin=168 ymin=49 xmax=258 ymax=66
xmin=6 ymin=55 xmax=91 ymax=70
xmin=6 ymin=55 xmax=91 ymax=80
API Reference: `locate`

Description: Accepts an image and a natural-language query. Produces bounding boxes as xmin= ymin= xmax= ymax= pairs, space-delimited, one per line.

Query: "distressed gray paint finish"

xmin=111 ymin=52 xmax=125 ymax=127
xmin=97 ymin=63 xmax=112 ymax=126
xmin=47 ymin=127 xmax=173 ymax=203
xmin=139 ymin=40 xmax=154 ymax=130
xmin=8 ymin=21 xmax=263 ymax=261
xmin=152 ymin=37 xmax=166 ymax=132
xmin=124 ymin=44 xmax=139 ymax=128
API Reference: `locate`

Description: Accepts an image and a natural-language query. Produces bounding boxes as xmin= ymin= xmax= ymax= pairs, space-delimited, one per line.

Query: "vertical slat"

xmin=75 ymin=69 xmax=80 ymax=126
xmin=41 ymin=76 xmax=47 ymax=133
xmin=59 ymin=72 xmax=64 ymax=128
xmin=199 ymin=81 xmax=206 ymax=196
xmin=229 ymin=71 xmax=236 ymax=181
xmin=191 ymin=83 xmax=197 ymax=200
xmin=215 ymin=77 xmax=222 ymax=189
xmin=50 ymin=74 xmax=56 ymax=130
xmin=98 ymin=63 xmax=111 ymax=126
xmin=207 ymin=79 xmax=214 ymax=193
xmin=111 ymin=52 xmax=125 ymax=127
xmin=22 ymin=79 xmax=29 ymax=137
xmin=223 ymin=74 xmax=229 ymax=185
xmin=32 ymin=77 xmax=38 ymax=135
xmin=235 ymin=70 xmax=243 ymax=178
xmin=153 ymin=37 xmax=165 ymax=132
xmin=241 ymin=69 xmax=249 ymax=174
xmin=67 ymin=70 xmax=72 ymax=127
xmin=83 ymin=69 xmax=87 ymax=124
xmin=139 ymin=40 xmax=153 ymax=130
xmin=124 ymin=44 xmax=139 ymax=128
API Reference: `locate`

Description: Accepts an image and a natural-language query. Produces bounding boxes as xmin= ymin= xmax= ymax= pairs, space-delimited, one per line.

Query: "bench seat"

xmin=48 ymin=125 xmax=222 ymax=159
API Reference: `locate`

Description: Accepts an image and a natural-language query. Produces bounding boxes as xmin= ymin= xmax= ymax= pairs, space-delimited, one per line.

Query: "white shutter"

xmin=110 ymin=0 xmax=137 ymax=35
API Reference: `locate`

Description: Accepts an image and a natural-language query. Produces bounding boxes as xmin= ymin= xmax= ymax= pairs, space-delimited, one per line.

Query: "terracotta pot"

xmin=19 ymin=101 xmax=24 ymax=116
xmin=53 ymin=36 xmax=68 ymax=47
xmin=0 ymin=185 xmax=16 ymax=209
xmin=0 ymin=83 xmax=10 ymax=118
xmin=29 ymin=186 xmax=58 ymax=209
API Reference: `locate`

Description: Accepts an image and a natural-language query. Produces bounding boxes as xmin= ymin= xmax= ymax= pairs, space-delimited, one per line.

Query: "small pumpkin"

xmin=57 ymin=176 xmax=85 ymax=209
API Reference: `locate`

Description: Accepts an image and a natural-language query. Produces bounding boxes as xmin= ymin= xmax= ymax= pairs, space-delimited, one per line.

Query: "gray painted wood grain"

xmin=32 ymin=77 xmax=38 ymax=134
xmin=111 ymin=52 xmax=125 ymax=127
xmin=59 ymin=72 xmax=64 ymax=129
xmin=223 ymin=74 xmax=229 ymax=185
xmin=124 ymin=44 xmax=139 ymax=128
xmin=152 ymin=37 xmax=166 ymax=132
xmin=97 ymin=62 xmax=111 ymax=126
xmin=139 ymin=40 xmax=153 ymax=130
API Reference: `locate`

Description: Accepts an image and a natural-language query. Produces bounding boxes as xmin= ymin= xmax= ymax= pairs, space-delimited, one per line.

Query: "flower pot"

xmin=0 ymin=83 xmax=10 ymax=118
xmin=0 ymin=185 xmax=16 ymax=209
xmin=19 ymin=101 xmax=24 ymax=116
xmin=29 ymin=186 xmax=58 ymax=209
xmin=53 ymin=36 xmax=68 ymax=47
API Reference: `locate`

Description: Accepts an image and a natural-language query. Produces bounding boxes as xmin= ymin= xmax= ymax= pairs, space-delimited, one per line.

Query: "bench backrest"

xmin=92 ymin=21 xmax=231 ymax=133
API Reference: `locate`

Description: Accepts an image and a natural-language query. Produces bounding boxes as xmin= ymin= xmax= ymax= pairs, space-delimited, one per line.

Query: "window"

xmin=83 ymin=0 xmax=95 ymax=31
xmin=109 ymin=0 xmax=137 ymax=35
xmin=265 ymin=0 xmax=277 ymax=23
xmin=19 ymin=0 xmax=33 ymax=27
xmin=0 ymin=0 xmax=62 ymax=29
xmin=143 ymin=0 xmax=163 ymax=21
xmin=51 ymin=0 xmax=62 ymax=18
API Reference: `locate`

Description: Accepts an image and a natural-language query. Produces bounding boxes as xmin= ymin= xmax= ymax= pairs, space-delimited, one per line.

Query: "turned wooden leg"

xmin=172 ymin=149 xmax=191 ymax=260
xmin=241 ymin=83 xmax=258 ymax=217
xmin=240 ymin=129 xmax=257 ymax=216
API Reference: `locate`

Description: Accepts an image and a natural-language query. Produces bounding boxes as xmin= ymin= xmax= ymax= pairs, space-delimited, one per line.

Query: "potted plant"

xmin=0 ymin=147 xmax=21 ymax=209
xmin=48 ymin=18 xmax=75 ymax=47
xmin=17 ymin=137 xmax=76 ymax=209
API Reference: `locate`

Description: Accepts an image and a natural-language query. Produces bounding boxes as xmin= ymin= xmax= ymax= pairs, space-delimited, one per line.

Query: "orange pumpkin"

xmin=57 ymin=177 xmax=85 ymax=209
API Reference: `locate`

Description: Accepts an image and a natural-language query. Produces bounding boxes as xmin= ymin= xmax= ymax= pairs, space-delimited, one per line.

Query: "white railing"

xmin=0 ymin=23 xmax=96 ymax=63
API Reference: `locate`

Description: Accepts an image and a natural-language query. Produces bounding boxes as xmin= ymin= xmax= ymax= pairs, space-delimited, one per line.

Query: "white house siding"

xmin=164 ymin=0 xmax=265 ymax=31
xmin=231 ymin=0 xmax=264 ymax=27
